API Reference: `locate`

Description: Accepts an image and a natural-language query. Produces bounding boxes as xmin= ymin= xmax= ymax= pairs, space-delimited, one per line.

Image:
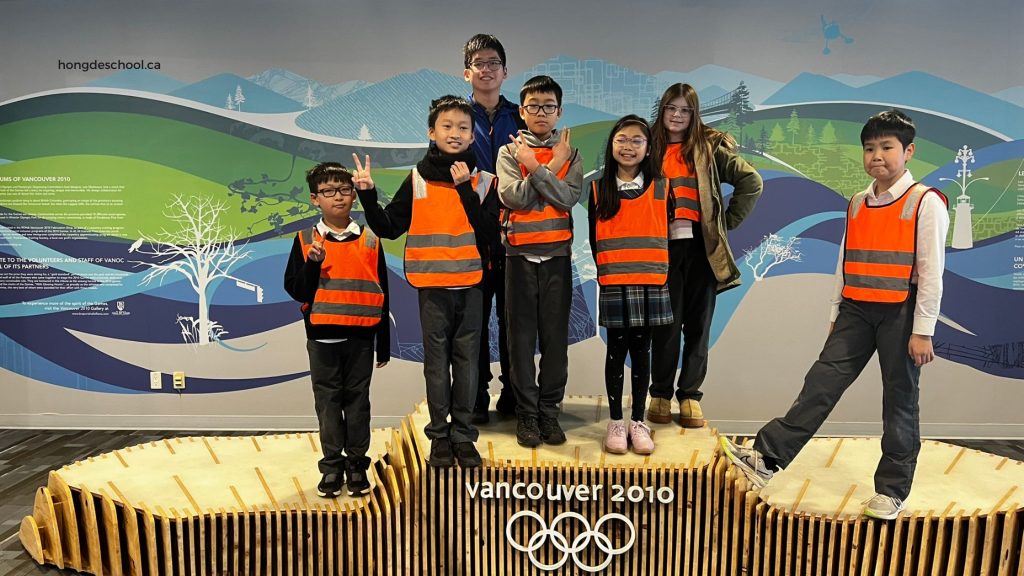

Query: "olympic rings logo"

xmin=505 ymin=510 xmax=636 ymax=572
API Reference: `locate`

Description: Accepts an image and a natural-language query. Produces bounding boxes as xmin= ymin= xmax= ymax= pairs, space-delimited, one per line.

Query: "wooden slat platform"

xmin=15 ymin=397 xmax=1024 ymax=575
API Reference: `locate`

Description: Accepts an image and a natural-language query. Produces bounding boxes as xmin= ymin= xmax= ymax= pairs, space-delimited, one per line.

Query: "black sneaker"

xmin=346 ymin=468 xmax=371 ymax=496
xmin=539 ymin=415 xmax=567 ymax=445
xmin=316 ymin=472 xmax=344 ymax=498
xmin=516 ymin=415 xmax=542 ymax=447
xmin=453 ymin=442 xmax=482 ymax=468
xmin=428 ymin=438 xmax=455 ymax=468
xmin=495 ymin=387 xmax=517 ymax=416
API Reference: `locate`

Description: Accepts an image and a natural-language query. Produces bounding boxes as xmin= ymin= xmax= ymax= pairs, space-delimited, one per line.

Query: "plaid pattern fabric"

xmin=598 ymin=283 xmax=673 ymax=329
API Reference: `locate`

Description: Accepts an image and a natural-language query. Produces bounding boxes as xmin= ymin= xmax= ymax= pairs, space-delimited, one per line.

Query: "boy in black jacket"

xmin=284 ymin=162 xmax=390 ymax=498
xmin=354 ymin=95 xmax=498 ymax=468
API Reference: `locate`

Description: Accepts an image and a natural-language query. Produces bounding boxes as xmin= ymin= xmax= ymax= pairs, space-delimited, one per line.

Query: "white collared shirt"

xmin=316 ymin=218 xmax=361 ymax=241
xmin=829 ymin=170 xmax=950 ymax=335
xmin=615 ymin=174 xmax=644 ymax=192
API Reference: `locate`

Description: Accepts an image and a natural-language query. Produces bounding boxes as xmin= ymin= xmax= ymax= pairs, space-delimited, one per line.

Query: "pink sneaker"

xmin=629 ymin=420 xmax=655 ymax=455
xmin=604 ymin=420 xmax=627 ymax=454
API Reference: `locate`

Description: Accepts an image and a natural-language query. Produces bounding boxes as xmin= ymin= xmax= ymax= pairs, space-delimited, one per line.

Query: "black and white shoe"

xmin=316 ymin=472 xmax=344 ymax=498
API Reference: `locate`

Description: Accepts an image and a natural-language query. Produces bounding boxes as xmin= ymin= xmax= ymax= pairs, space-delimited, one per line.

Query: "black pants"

xmin=754 ymin=295 xmax=922 ymax=500
xmin=420 ymin=287 xmax=483 ymax=443
xmin=605 ymin=327 xmax=652 ymax=421
xmin=505 ymin=255 xmax=572 ymax=419
xmin=650 ymin=235 xmax=718 ymax=402
xmin=476 ymin=258 xmax=511 ymax=405
xmin=307 ymin=338 xmax=374 ymax=474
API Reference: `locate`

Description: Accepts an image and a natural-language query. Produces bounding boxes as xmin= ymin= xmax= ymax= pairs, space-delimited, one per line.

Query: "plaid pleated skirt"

xmin=597 ymin=283 xmax=674 ymax=329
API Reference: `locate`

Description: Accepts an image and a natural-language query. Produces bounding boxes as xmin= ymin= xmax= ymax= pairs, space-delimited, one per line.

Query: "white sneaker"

xmin=862 ymin=493 xmax=904 ymax=520
xmin=719 ymin=436 xmax=774 ymax=489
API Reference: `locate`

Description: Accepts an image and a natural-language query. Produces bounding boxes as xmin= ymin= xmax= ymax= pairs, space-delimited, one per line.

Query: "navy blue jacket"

xmin=469 ymin=94 xmax=526 ymax=174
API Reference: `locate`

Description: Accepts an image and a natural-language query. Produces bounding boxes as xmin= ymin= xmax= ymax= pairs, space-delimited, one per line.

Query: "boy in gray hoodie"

xmin=496 ymin=75 xmax=584 ymax=447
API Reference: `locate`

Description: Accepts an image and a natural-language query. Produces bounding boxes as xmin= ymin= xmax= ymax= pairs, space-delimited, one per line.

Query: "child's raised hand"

xmin=450 ymin=161 xmax=471 ymax=185
xmin=510 ymin=132 xmax=539 ymax=172
xmin=307 ymin=239 xmax=325 ymax=262
xmin=551 ymin=128 xmax=572 ymax=164
xmin=351 ymin=153 xmax=374 ymax=190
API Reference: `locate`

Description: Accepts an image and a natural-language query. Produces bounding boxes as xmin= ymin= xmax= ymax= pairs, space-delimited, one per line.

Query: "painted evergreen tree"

xmin=303 ymin=83 xmax=318 ymax=109
xmin=759 ymin=126 xmax=770 ymax=153
xmin=820 ymin=121 xmax=837 ymax=145
xmin=225 ymin=94 xmax=235 ymax=111
xmin=718 ymin=109 xmax=740 ymax=138
xmin=805 ymin=124 xmax=817 ymax=146
xmin=234 ymin=85 xmax=246 ymax=112
xmin=730 ymin=81 xmax=754 ymax=147
xmin=358 ymin=124 xmax=372 ymax=141
xmin=787 ymin=109 xmax=801 ymax=145
xmin=770 ymin=123 xmax=786 ymax=146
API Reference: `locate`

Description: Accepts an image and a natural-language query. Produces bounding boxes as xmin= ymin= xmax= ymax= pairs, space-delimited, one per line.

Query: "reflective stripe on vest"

xmin=298 ymin=227 xmax=384 ymax=326
xmin=501 ymin=145 xmax=573 ymax=246
xmin=663 ymin=143 xmax=700 ymax=222
xmin=405 ymin=167 xmax=484 ymax=288
xmin=841 ymin=183 xmax=947 ymax=303
xmin=593 ymin=179 xmax=669 ymax=286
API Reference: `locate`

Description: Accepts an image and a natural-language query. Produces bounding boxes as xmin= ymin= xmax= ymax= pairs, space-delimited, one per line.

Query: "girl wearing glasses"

xmin=588 ymin=115 xmax=673 ymax=455
xmin=647 ymin=83 xmax=763 ymax=429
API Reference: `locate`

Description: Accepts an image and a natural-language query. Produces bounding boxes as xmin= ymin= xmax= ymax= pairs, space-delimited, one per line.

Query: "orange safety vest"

xmin=501 ymin=146 xmax=574 ymax=246
xmin=842 ymin=182 xmax=947 ymax=303
xmin=404 ymin=168 xmax=493 ymax=288
xmin=298 ymin=226 xmax=384 ymax=327
xmin=663 ymin=143 xmax=700 ymax=222
xmin=593 ymin=178 xmax=670 ymax=286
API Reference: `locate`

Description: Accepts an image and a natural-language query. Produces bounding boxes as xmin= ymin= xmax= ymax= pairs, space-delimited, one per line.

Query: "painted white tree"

xmin=225 ymin=94 xmax=235 ymax=110
xmin=129 ymin=195 xmax=254 ymax=345
xmin=358 ymin=124 xmax=372 ymax=141
xmin=303 ymin=83 xmax=318 ymax=109
xmin=744 ymin=233 xmax=802 ymax=281
xmin=234 ymin=85 xmax=246 ymax=112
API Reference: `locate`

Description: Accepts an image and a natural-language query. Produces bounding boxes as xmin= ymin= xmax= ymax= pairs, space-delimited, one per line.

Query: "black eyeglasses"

xmin=316 ymin=186 xmax=356 ymax=198
xmin=469 ymin=60 xmax=503 ymax=72
xmin=522 ymin=104 xmax=559 ymax=115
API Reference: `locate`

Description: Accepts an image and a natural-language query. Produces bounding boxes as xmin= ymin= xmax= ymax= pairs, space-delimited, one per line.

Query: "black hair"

xmin=595 ymin=115 xmax=654 ymax=221
xmin=428 ymin=95 xmax=475 ymax=130
xmin=519 ymin=75 xmax=563 ymax=107
xmin=305 ymin=162 xmax=353 ymax=195
xmin=860 ymin=109 xmax=916 ymax=149
xmin=463 ymin=34 xmax=507 ymax=69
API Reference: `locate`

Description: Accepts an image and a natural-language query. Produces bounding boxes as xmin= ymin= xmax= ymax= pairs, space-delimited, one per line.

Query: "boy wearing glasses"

xmin=463 ymin=33 xmax=525 ymax=423
xmin=496 ymin=75 xmax=583 ymax=447
xmin=284 ymin=162 xmax=391 ymax=498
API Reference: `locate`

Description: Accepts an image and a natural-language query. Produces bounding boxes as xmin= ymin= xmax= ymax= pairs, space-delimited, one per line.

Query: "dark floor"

xmin=1 ymin=430 xmax=1022 ymax=575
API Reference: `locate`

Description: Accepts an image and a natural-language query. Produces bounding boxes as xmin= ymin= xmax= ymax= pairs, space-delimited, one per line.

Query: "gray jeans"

xmin=754 ymin=293 xmax=921 ymax=500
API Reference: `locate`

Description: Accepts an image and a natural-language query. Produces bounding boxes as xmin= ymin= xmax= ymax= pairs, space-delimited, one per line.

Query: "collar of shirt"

xmin=316 ymin=219 xmax=361 ymax=241
xmin=868 ymin=170 xmax=915 ymax=205
xmin=615 ymin=174 xmax=644 ymax=191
